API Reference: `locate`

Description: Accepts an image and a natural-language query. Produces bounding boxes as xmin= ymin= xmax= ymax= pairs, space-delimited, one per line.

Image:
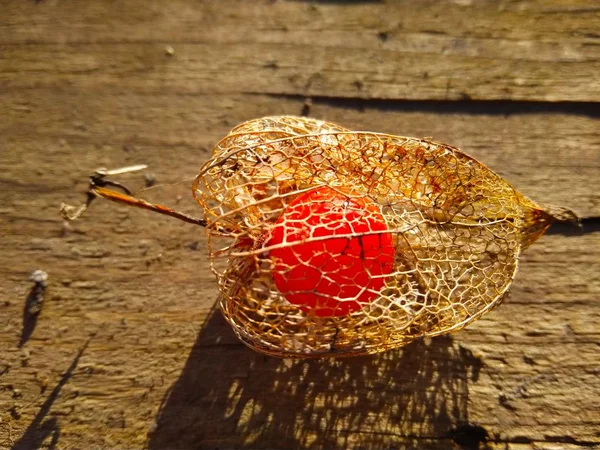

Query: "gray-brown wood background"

xmin=1 ymin=1 xmax=599 ymax=449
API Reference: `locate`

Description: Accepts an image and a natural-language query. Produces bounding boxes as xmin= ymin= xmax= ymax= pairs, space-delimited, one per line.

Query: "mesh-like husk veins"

xmin=192 ymin=116 xmax=553 ymax=357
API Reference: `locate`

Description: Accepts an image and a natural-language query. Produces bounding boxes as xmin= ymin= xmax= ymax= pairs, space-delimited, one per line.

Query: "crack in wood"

xmin=253 ymin=92 xmax=600 ymax=118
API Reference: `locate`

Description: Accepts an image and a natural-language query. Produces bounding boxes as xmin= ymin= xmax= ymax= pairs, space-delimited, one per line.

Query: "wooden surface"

xmin=1 ymin=1 xmax=599 ymax=449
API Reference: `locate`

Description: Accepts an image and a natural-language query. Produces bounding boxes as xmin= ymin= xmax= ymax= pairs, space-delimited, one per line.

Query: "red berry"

xmin=266 ymin=187 xmax=395 ymax=317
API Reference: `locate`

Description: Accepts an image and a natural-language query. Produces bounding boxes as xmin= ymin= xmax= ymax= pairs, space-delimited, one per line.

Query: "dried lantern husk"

xmin=192 ymin=116 xmax=576 ymax=357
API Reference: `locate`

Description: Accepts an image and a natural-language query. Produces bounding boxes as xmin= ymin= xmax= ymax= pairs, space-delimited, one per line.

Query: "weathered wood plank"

xmin=1 ymin=226 xmax=598 ymax=448
xmin=2 ymin=91 xmax=598 ymax=217
xmin=1 ymin=0 xmax=599 ymax=101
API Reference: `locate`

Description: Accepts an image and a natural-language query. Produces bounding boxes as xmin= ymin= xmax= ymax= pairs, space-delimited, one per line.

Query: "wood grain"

xmin=1 ymin=1 xmax=599 ymax=449
xmin=1 ymin=0 xmax=600 ymax=101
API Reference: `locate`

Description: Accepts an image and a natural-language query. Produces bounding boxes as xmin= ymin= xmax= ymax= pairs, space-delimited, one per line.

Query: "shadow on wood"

xmin=148 ymin=307 xmax=485 ymax=449
xmin=18 ymin=285 xmax=42 ymax=349
xmin=18 ymin=271 xmax=48 ymax=348
xmin=11 ymin=337 xmax=93 ymax=450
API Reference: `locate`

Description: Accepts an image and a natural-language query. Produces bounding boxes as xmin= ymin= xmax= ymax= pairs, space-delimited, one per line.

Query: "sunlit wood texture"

xmin=1 ymin=1 xmax=599 ymax=449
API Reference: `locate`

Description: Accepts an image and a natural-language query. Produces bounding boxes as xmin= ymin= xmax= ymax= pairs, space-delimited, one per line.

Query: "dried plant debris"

xmin=27 ymin=270 xmax=48 ymax=315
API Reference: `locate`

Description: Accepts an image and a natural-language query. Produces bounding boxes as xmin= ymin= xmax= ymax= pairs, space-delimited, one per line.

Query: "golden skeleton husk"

xmin=62 ymin=116 xmax=578 ymax=358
